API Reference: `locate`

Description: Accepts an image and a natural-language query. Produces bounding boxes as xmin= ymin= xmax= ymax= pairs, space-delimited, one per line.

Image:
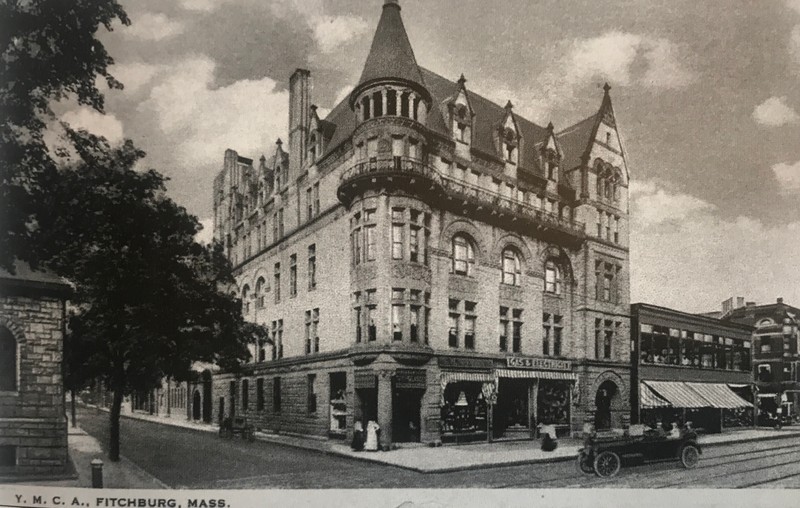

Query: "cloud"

xmin=567 ymin=31 xmax=643 ymax=86
xmin=772 ymin=159 xmax=800 ymax=192
xmin=125 ymin=12 xmax=184 ymax=41
xmin=109 ymin=62 xmax=161 ymax=93
xmin=641 ymin=38 xmax=697 ymax=89
xmin=60 ymin=108 xmax=125 ymax=144
xmin=311 ymin=15 xmax=370 ymax=54
xmin=752 ymin=96 xmax=799 ymax=126
xmin=791 ymin=25 xmax=800 ymax=69
xmin=178 ymin=0 xmax=217 ymax=11
xmin=195 ymin=218 xmax=214 ymax=244
xmin=786 ymin=0 xmax=800 ymax=15
xmin=141 ymin=56 xmax=288 ymax=166
xmin=630 ymin=180 xmax=800 ymax=312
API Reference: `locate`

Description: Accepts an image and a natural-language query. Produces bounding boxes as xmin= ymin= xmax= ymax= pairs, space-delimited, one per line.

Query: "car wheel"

xmin=593 ymin=451 xmax=621 ymax=478
xmin=576 ymin=451 xmax=594 ymax=474
xmin=680 ymin=444 xmax=699 ymax=469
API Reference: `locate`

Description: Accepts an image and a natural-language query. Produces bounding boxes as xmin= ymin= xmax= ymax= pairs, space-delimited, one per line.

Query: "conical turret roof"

xmin=354 ymin=1 xmax=427 ymax=97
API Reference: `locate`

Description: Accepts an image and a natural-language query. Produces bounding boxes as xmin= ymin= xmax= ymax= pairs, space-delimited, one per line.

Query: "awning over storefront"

xmin=640 ymin=383 xmax=671 ymax=409
xmin=643 ymin=381 xmax=753 ymax=409
xmin=643 ymin=381 xmax=709 ymax=408
xmin=440 ymin=371 xmax=495 ymax=384
xmin=496 ymin=369 xmax=577 ymax=381
xmin=685 ymin=382 xmax=751 ymax=409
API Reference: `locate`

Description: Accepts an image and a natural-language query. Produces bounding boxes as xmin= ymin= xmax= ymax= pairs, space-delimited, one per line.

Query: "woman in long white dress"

xmin=365 ymin=420 xmax=380 ymax=451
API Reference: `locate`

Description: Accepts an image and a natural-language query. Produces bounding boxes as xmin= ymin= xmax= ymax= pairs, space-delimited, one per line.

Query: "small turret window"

xmin=387 ymin=90 xmax=397 ymax=116
xmin=372 ymin=91 xmax=383 ymax=117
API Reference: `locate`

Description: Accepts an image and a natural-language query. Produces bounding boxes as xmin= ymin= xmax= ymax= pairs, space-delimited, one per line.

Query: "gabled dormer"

xmin=271 ymin=138 xmax=288 ymax=192
xmin=449 ymin=74 xmax=475 ymax=144
xmin=541 ymin=122 xmax=562 ymax=184
xmin=307 ymin=105 xmax=321 ymax=166
xmin=495 ymin=101 xmax=522 ymax=177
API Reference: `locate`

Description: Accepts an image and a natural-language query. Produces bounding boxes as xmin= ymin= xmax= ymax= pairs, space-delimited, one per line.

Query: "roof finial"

xmin=384 ymin=0 xmax=400 ymax=9
xmin=276 ymin=138 xmax=283 ymax=146
xmin=603 ymin=82 xmax=611 ymax=95
xmin=458 ymin=73 xmax=467 ymax=85
xmin=547 ymin=121 xmax=554 ymax=132
xmin=505 ymin=100 xmax=513 ymax=110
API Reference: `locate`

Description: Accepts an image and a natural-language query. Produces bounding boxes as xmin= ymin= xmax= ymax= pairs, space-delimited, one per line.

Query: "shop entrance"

xmin=355 ymin=388 xmax=377 ymax=426
xmin=494 ymin=378 xmax=531 ymax=438
xmin=595 ymin=380 xmax=619 ymax=430
xmin=392 ymin=388 xmax=423 ymax=442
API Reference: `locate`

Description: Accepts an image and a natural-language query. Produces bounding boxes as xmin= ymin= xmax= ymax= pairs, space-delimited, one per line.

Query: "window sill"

xmin=0 ymin=391 xmax=19 ymax=397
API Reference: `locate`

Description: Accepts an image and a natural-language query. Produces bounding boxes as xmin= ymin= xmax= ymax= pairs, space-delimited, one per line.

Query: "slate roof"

xmin=556 ymin=113 xmax=597 ymax=172
xmin=356 ymin=1 xmax=426 ymax=94
xmin=0 ymin=260 xmax=72 ymax=297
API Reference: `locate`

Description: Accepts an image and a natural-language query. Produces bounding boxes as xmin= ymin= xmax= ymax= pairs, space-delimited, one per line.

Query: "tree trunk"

xmin=70 ymin=389 xmax=77 ymax=428
xmin=109 ymin=387 xmax=124 ymax=462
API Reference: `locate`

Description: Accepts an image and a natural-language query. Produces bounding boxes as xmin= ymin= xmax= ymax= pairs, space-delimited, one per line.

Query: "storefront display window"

xmin=441 ymin=382 xmax=487 ymax=434
xmin=329 ymin=372 xmax=347 ymax=436
xmin=537 ymin=380 xmax=569 ymax=425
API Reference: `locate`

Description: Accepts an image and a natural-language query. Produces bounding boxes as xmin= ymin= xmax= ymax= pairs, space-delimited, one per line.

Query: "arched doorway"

xmin=595 ymin=380 xmax=619 ymax=430
xmin=192 ymin=390 xmax=201 ymax=420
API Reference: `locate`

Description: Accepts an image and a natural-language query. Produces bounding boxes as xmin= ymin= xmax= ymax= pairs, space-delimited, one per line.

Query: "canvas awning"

xmin=440 ymin=371 xmax=495 ymax=384
xmin=640 ymin=383 xmax=671 ymax=409
xmin=685 ymin=382 xmax=751 ymax=409
xmin=496 ymin=369 xmax=577 ymax=381
xmin=643 ymin=381 xmax=709 ymax=408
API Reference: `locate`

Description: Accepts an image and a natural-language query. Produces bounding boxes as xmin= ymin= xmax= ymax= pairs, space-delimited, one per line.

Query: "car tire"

xmin=680 ymin=444 xmax=699 ymax=469
xmin=593 ymin=450 xmax=621 ymax=478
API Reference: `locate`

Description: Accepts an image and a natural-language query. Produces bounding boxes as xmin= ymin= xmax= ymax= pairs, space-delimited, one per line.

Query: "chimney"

xmin=778 ymin=297 xmax=784 ymax=304
xmin=224 ymin=148 xmax=239 ymax=191
xmin=736 ymin=297 xmax=745 ymax=308
xmin=288 ymin=69 xmax=311 ymax=178
xmin=746 ymin=301 xmax=756 ymax=307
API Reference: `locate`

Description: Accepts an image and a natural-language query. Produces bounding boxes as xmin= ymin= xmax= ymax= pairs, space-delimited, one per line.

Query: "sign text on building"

xmin=506 ymin=356 xmax=571 ymax=371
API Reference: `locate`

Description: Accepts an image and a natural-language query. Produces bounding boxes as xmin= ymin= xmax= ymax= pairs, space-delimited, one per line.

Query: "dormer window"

xmin=457 ymin=123 xmax=467 ymax=143
xmin=606 ymin=131 xmax=612 ymax=145
xmin=308 ymin=135 xmax=317 ymax=163
xmin=506 ymin=143 xmax=516 ymax=163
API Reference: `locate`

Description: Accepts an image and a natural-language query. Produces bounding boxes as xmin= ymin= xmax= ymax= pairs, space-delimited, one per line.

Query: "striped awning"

xmin=643 ymin=381 xmax=709 ymax=408
xmin=640 ymin=383 xmax=671 ymax=409
xmin=496 ymin=369 xmax=577 ymax=381
xmin=686 ymin=383 xmax=751 ymax=409
xmin=440 ymin=371 xmax=495 ymax=384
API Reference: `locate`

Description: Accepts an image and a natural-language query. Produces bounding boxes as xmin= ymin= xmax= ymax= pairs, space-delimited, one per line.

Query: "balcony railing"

xmin=338 ymin=156 xmax=586 ymax=241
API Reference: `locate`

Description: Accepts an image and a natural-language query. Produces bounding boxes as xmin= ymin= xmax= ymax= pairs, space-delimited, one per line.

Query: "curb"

xmin=701 ymin=430 xmax=800 ymax=448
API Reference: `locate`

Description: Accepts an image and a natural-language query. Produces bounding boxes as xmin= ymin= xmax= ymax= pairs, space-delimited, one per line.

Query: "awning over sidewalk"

xmin=495 ymin=369 xmax=577 ymax=381
xmin=640 ymin=383 xmax=671 ymax=409
xmin=685 ymin=382 xmax=751 ymax=409
xmin=643 ymin=381 xmax=753 ymax=409
xmin=440 ymin=371 xmax=495 ymax=384
xmin=643 ymin=381 xmax=710 ymax=408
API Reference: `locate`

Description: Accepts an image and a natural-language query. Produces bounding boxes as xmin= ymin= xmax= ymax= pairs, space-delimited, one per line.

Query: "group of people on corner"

xmin=351 ymin=420 xmax=380 ymax=451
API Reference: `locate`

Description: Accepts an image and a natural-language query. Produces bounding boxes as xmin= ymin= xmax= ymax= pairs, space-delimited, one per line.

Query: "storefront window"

xmin=537 ymin=380 xmax=570 ymax=425
xmin=441 ymin=382 xmax=487 ymax=435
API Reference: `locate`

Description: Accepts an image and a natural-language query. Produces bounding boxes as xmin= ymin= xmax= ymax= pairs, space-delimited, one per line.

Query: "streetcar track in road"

xmin=491 ymin=442 xmax=800 ymax=489
xmin=739 ymin=470 xmax=800 ymax=488
xmin=658 ymin=455 xmax=800 ymax=488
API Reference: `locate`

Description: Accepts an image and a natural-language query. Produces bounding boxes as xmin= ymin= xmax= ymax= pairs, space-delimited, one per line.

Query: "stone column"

xmin=377 ymin=370 xmax=393 ymax=450
xmin=381 ymin=88 xmax=388 ymax=118
xmin=417 ymin=99 xmax=427 ymax=124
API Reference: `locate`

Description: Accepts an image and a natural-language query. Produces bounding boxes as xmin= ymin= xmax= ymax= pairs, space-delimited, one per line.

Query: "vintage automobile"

xmin=577 ymin=425 xmax=701 ymax=478
xmin=219 ymin=416 xmax=256 ymax=441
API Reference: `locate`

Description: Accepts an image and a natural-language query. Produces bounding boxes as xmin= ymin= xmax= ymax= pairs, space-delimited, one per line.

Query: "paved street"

xmin=77 ymin=407 xmax=800 ymax=489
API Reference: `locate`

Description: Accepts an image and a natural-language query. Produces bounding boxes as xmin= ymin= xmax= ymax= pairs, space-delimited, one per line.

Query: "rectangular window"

xmin=273 ymin=213 xmax=278 ymax=242
xmin=313 ymin=182 xmax=320 ymax=216
xmin=256 ymin=378 xmax=264 ymax=411
xmin=604 ymin=320 xmax=613 ymax=359
xmin=308 ymin=244 xmax=316 ymax=290
xmin=307 ymin=374 xmax=317 ymax=413
xmin=354 ymin=292 xmax=362 ymax=343
xmin=305 ymin=310 xmax=312 ymax=355
xmin=367 ymin=292 xmax=377 ymax=342
xmin=278 ymin=208 xmax=284 ymax=237
xmin=392 ymin=304 xmax=404 ymax=341
xmin=448 ymin=299 xmax=459 ymax=348
xmin=0 ymin=446 xmax=16 ymax=468
xmin=352 ymin=227 xmax=362 ymax=266
xmin=597 ymin=210 xmax=603 ymax=237
xmin=306 ymin=187 xmax=313 ymax=222
xmin=273 ymin=377 xmax=281 ymax=412
xmin=553 ymin=315 xmax=563 ymax=356
xmin=289 ymin=254 xmax=297 ymax=297
xmin=392 ymin=224 xmax=404 ymax=260
xmin=410 ymin=305 xmax=420 ymax=342
xmin=242 ymin=379 xmax=249 ymax=411
xmin=409 ymin=226 xmax=420 ymax=262
xmin=274 ymin=263 xmax=281 ymax=303
xmin=499 ymin=307 xmax=509 ymax=352
xmin=614 ymin=217 xmax=620 ymax=244
xmin=513 ymin=309 xmax=523 ymax=353
xmin=365 ymin=225 xmax=376 ymax=261
xmin=424 ymin=293 xmax=430 ymax=344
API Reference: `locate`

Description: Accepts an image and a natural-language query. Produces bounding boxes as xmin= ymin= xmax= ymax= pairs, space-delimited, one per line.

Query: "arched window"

xmin=241 ymin=284 xmax=250 ymax=314
xmin=0 ymin=327 xmax=17 ymax=391
xmin=255 ymin=277 xmax=266 ymax=309
xmin=544 ymin=260 xmax=562 ymax=295
xmin=451 ymin=234 xmax=475 ymax=276
xmin=501 ymin=248 xmax=521 ymax=286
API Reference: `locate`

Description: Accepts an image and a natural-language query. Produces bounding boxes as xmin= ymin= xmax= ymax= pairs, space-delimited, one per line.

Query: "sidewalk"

xmin=116 ymin=408 xmax=800 ymax=474
xmin=30 ymin=425 xmax=168 ymax=489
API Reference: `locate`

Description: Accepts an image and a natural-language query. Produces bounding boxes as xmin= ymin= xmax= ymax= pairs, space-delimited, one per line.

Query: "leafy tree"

xmin=0 ymin=0 xmax=128 ymax=270
xmin=37 ymin=129 xmax=267 ymax=461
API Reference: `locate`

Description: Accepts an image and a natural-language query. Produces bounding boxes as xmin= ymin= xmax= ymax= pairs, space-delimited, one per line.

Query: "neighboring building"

xmin=212 ymin=0 xmax=632 ymax=447
xmin=722 ymin=297 xmax=800 ymax=420
xmin=630 ymin=303 xmax=755 ymax=434
xmin=0 ymin=262 xmax=71 ymax=477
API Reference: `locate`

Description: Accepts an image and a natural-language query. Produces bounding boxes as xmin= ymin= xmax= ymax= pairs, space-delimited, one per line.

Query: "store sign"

xmin=395 ymin=369 xmax=427 ymax=389
xmin=354 ymin=371 xmax=377 ymax=389
xmin=438 ymin=356 xmax=494 ymax=371
xmin=506 ymin=356 xmax=571 ymax=371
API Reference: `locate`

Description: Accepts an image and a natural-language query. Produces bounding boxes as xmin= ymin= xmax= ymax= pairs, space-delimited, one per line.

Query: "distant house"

xmin=0 ymin=262 xmax=71 ymax=477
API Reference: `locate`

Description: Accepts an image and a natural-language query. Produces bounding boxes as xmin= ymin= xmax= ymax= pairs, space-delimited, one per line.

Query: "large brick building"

xmin=0 ymin=262 xmax=71 ymax=477
xmin=212 ymin=0 xmax=632 ymax=447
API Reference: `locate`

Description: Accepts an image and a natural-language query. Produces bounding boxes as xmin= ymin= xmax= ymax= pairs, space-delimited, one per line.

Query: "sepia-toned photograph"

xmin=1 ymin=0 xmax=800 ymax=502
